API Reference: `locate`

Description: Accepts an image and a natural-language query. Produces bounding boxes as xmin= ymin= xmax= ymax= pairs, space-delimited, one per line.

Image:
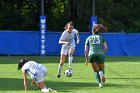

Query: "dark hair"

xmin=64 ymin=21 xmax=74 ymax=29
xmin=18 ymin=58 xmax=28 ymax=70
xmin=92 ymin=24 xmax=108 ymax=34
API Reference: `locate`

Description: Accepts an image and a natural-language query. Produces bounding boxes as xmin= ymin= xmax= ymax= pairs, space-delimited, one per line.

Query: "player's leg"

xmin=90 ymin=54 xmax=102 ymax=88
xmin=31 ymin=80 xmax=40 ymax=90
xmin=57 ymin=54 xmax=66 ymax=78
xmin=35 ymin=71 xmax=48 ymax=91
xmin=37 ymin=81 xmax=51 ymax=93
xmin=57 ymin=47 xmax=68 ymax=78
xmin=31 ymin=81 xmax=48 ymax=92
xmin=68 ymin=47 xmax=74 ymax=69
xmin=38 ymin=81 xmax=46 ymax=89
xmin=35 ymin=70 xmax=57 ymax=93
xmin=91 ymin=62 xmax=102 ymax=85
xmin=97 ymin=54 xmax=105 ymax=83
xmin=98 ymin=63 xmax=105 ymax=83
xmin=37 ymin=81 xmax=57 ymax=92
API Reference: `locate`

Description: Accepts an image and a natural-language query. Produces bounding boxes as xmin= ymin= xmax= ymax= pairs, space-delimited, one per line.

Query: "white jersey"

xmin=60 ymin=29 xmax=78 ymax=55
xmin=22 ymin=61 xmax=45 ymax=79
xmin=60 ymin=29 xmax=78 ymax=48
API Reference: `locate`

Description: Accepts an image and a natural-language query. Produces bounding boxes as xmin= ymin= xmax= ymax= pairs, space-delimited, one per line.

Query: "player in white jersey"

xmin=18 ymin=58 xmax=57 ymax=93
xmin=57 ymin=21 xmax=80 ymax=78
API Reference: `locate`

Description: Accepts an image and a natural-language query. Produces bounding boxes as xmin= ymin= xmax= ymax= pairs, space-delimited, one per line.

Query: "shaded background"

xmin=0 ymin=0 xmax=140 ymax=33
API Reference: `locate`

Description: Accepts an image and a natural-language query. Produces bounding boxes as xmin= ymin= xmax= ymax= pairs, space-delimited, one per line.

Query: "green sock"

xmin=94 ymin=72 xmax=101 ymax=83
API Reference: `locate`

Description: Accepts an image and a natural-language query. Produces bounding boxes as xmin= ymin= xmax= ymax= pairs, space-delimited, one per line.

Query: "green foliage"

xmin=0 ymin=0 xmax=139 ymax=32
xmin=0 ymin=0 xmax=40 ymax=31
xmin=95 ymin=0 xmax=139 ymax=32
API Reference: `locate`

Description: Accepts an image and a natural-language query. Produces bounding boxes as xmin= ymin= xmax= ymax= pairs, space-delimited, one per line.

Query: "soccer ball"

xmin=64 ymin=69 xmax=72 ymax=77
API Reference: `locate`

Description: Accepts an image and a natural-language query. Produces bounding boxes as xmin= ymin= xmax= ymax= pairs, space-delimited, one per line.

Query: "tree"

xmin=0 ymin=0 xmax=139 ymax=33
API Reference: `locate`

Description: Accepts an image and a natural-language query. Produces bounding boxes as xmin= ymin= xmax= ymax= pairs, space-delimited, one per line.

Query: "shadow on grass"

xmin=0 ymin=78 xmax=97 ymax=91
xmin=0 ymin=78 xmax=36 ymax=91
xmin=0 ymin=78 xmax=132 ymax=92
xmin=44 ymin=81 xmax=137 ymax=92
xmin=105 ymin=77 xmax=140 ymax=89
xmin=107 ymin=78 xmax=140 ymax=79
xmin=0 ymin=78 xmax=24 ymax=91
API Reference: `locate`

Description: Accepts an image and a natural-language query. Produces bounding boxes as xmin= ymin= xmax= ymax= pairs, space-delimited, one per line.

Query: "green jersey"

xmin=85 ymin=34 xmax=105 ymax=56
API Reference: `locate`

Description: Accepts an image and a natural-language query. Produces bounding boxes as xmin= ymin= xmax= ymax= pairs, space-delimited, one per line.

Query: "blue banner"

xmin=40 ymin=16 xmax=46 ymax=56
xmin=89 ymin=16 xmax=97 ymax=34
xmin=0 ymin=31 xmax=140 ymax=56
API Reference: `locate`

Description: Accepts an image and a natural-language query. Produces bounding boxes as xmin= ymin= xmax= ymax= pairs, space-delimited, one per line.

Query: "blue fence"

xmin=0 ymin=31 xmax=39 ymax=55
xmin=0 ymin=31 xmax=140 ymax=56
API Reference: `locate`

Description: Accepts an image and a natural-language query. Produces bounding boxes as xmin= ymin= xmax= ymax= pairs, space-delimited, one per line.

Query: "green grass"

xmin=0 ymin=56 xmax=140 ymax=93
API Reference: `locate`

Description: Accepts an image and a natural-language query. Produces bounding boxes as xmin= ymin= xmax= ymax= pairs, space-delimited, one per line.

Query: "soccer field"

xmin=0 ymin=56 xmax=140 ymax=93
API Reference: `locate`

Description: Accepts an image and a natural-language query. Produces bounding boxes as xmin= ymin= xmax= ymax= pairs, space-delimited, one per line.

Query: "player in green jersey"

xmin=84 ymin=24 xmax=107 ymax=88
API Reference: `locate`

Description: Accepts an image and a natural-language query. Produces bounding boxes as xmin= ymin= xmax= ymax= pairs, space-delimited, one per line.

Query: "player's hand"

xmin=31 ymin=80 xmax=36 ymax=86
xmin=76 ymin=39 xmax=80 ymax=44
xmin=66 ymin=42 xmax=70 ymax=45
xmin=85 ymin=61 xmax=88 ymax=66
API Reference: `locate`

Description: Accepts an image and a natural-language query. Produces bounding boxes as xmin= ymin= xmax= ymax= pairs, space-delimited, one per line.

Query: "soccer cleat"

xmin=48 ymin=88 xmax=57 ymax=92
xmin=41 ymin=88 xmax=50 ymax=93
xmin=99 ymin=71 xmax=105 ymax=83
xmin=57 ymin=75 xmax=61 ymax=78
xmin=99 ymin=83 xmax=103 ymax=88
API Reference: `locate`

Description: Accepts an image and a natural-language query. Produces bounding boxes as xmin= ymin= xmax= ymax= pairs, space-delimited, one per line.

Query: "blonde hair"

xmin=64 ymin=21 xmax=74 ymax=29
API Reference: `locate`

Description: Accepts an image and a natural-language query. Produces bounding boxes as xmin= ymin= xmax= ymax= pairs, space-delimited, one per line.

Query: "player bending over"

xmin=18 ymin=58 xmax=57 ymax=92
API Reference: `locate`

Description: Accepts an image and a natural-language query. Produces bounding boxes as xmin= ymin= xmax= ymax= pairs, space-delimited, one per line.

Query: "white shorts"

xmin=36 ymin=66 xmax=47 ymax=83
xmin=61 ymin=44 xmax=75 ymax=55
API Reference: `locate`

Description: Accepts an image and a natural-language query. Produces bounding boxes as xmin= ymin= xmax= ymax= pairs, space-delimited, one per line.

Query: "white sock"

xmin=58 ymin=64 xmax=62 ymax=75
xmin=99 ymin=71 xmax=104 ymax=77
xmin=99 ymin=83 xmax=103 ymax=88
xmin=68 ymin=57 xmax=73 ymax=69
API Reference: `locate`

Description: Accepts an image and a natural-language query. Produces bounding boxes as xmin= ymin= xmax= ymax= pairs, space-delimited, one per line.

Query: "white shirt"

xmin=60 ymin=29 xmax=78 ymax=46
xmin=22 ymin=61 xmax=43 ymax=79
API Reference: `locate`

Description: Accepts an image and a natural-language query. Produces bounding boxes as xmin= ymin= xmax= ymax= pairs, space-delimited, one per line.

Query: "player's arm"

xmin=84 ymin=45 xmax=89 ymax=66
xmin=59 ymin=32 xmax=70 ymax=45
xmin=103 ymin=42 xmax=107 ymax=54
xmin=76 ymin=31 xmax=80 ymax=44
xmin=59 ymin=39 xmax=70 ymax=45
xmin=23 ymin=72 xmax=28 ymax=91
